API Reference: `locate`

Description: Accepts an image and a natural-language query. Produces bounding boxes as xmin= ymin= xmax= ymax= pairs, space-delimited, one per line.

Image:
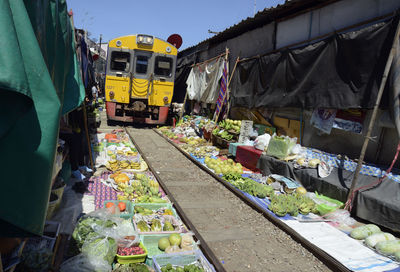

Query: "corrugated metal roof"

xmin=179 ymin=0 xmax=338 ymax=55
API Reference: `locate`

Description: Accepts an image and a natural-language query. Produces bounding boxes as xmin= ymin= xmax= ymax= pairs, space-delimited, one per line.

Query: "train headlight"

xmin=109 ymin=91 xmax=115 ymax=99
xmin=137 ymin=34 xmax=154 ymax=46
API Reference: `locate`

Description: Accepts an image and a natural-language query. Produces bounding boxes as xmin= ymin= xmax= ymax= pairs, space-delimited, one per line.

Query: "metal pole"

xmin=346 ymin=18 xmax=400 ymax=208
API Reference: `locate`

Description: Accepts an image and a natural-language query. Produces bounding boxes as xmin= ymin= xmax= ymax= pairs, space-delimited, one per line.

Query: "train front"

xmin=105 ymin=34 xmax=177 ymax=125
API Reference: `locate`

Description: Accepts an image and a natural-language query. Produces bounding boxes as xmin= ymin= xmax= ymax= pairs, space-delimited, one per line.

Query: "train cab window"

xmin=154 ymin=56 xmax=173 ymax=77
xmin=135 ymin=55 xmax=149 ymax=74
xmin=110 ymin=51 xmax=130 ymax=72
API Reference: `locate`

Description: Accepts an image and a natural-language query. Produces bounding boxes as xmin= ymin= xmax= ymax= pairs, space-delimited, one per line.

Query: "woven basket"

xmin=46 ymin=193 xmax=59 ymax=220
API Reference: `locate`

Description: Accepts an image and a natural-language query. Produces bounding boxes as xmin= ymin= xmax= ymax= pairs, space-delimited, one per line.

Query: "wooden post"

xmin=215 ymin=55 xmax=240 ymax=122
xmin=179 ymin=91 xmax=188 ymax=121
xmin=82 ymin=101 xmax=94 ymax=171
xmin=346 ymin=18 xmax=400 ymax=209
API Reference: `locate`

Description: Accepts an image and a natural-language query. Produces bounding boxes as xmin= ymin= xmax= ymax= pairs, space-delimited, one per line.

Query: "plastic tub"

xmin=141 ymin=234 xmax=198 ymax=268
xmin=115 ymin=242 xmax=147 ymax=264
xmin=132 ymin=203 xmax=179 ymax=218
xmin=153 ymin=250 xmax=216 ymax=272
xmin=103 ymin=200 xmax=134 ymax=219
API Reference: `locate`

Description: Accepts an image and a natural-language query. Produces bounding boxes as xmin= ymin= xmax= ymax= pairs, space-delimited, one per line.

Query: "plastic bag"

xmin=60 ymin=254 xmax=111 ymax=272
xmin=266 ymin=134 xmax=297 ymax=159
xmin=306 ymin=192 xmax=343 ymax=215
xmin=72 ymin=208 xmax=125 ymax=248
xmin=254 ymin=134 xmax=271 ymax=151
xmin=82 ymin=234 xmax=117 ymax=266
xmin=322 ymin=209 xmax=356 ymax=226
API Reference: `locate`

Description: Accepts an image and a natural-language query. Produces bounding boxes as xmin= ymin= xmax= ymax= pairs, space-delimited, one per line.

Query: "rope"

xmin=345 ymin=141 xmax=400 ymax=211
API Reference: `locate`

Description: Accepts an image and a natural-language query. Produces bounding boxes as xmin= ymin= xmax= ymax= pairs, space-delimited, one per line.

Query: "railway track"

xmin=124 ymin=127 xmax=335 ymax=272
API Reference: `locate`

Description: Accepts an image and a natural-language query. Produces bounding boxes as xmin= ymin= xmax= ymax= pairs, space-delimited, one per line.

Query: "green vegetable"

xmin=81 ymin=236 xmax=117 ymax=265
xmin=113 ymin=263 xmax=151 ymax=272
xmin=365 ymin=232 xmax=395 ymax=248
xmin=375 ymin=240 xmax=400 ymax=256
xmin=395 ymin=251 xmax=400 ymax=262
xmin=350 ymin=224 xmax=381 ymax=240
xmin=72 ymin=216 xmax=116 ymax=249
xmin=268 ymin=194 xmax=317 ymax=217
xmin=137 ymin=220 xmax=150 ymax=232
xmin=151 ymin=219 xmax=162 ymax=232
xmin=266 ymin=136 xmax=295 ymax=159
xmin=222 ymin=174 xmax=274 ymax=198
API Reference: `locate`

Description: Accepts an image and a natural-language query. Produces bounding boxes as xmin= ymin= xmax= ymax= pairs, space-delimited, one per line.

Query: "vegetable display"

xmin=268 ymin=194 xmax=317 ymax=217
xmin=205 ymin=157 xmax=243 ymax=176
xmin=72 ymin=216 xmax=116 ymax=248
xmin=365 ymin=233 xmax=396 ymax=248
xmin=81 ymin=236 xmax=117 ymax=265
xmin=113 ymin=263 xmax=153 ymax=272
xmin=117 ymin=245 xmax=145 ymax=256
xmin=222 ymin=173 xmax=274 ymax=198
xmin=350 ymin=224 xmax=381 ymax=240
xmin=161 ymin=263 xmax=204 ymax=272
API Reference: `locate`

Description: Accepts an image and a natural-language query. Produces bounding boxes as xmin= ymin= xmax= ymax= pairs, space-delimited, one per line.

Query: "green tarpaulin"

xmin=0 ymin=0 xmax=85 ymax=237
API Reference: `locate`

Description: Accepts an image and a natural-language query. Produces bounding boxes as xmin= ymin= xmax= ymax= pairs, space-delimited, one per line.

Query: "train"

xmin=105 ymin=34 xmax=181 ymax=125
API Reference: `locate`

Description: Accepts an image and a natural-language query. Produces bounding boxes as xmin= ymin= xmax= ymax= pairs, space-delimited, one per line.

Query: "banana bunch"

xmin=134 ymin=205 xmax=153 ymax=215
xmin=125 ymin=150 xmax=138 ymax=156
xmin=268 ymin=193 xmax=317 ymax=217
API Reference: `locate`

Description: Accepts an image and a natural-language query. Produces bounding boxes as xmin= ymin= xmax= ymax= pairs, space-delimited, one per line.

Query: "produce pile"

xmin=222 ymin=173 xmax=274 ymax=198
xmin=350 ymin=224 xmax=400 ymax=261
xmin=204 ymin=157 xmax=243 ymax=175
xmin=64 ymin=131 xmax=216 ymax=271
xmin=160 ymin=263 xmax=204 ymax=272
xmin=115 ymin=172 xmax=167 ymax=203
xmin=135 ymin=215 xmax=181 ymax=233
xmin=269 ymin=194 xmax=317 ymax=217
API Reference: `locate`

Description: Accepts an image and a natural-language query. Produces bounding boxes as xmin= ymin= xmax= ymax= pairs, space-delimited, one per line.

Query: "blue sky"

xmin=67 ymin=0 xmax=285 ymax=50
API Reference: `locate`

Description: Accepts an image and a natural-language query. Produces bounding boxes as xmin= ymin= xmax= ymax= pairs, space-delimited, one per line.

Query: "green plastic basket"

xmin=103 ymin=200 xmax=134 ymax=220
xmin=116 ymin=242 xmax=147 ymax=264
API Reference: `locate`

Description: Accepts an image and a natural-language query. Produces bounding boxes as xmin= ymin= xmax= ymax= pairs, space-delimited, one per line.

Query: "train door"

xmin=105 ymin=49 xmax=131 ymax=104
xmin=151 ymin=54 xmax=176 ymax=107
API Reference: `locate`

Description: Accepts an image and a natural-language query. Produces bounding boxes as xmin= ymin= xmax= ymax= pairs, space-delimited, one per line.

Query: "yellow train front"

xmin=105 ymin=34 xmax=177 ymax=124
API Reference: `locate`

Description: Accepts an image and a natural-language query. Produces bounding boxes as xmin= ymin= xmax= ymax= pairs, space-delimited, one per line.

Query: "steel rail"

xmin=152 ymin=128 xmax=351 ymax=272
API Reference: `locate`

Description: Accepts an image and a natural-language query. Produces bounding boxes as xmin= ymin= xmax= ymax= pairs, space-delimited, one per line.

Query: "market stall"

xmin=49 ymin=130 xmax=218 ymax=272
xmin=155 ymin=116 xmax=400 ymax=272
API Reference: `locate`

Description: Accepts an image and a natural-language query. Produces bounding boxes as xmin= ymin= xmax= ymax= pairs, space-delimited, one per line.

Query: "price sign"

xmin=238 ymin=120 xmax=253 ymax=144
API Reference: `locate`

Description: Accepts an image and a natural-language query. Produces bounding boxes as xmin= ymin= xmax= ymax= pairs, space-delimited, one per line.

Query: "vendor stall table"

xmin=235 ymin=145 xmax=263 ymax=171
xmin=257 ymin=154 xmax=400 ymax=232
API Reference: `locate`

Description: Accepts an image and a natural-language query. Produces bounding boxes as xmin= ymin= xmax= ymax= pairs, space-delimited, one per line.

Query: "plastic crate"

xmin=140 ymin=234 xmax=198 ymax=268
xmin=24 ymin=221 xmax=60 ymax=253
xmin=132 ymin=203 xmax=179 ymax=218
xmin=133 ymin=215 xmax=183 ymax=235
xmin=116 ymin=242 xmax=148 ymax=264
xmin=153 ymin=250 xmax=216 ymax=272
xmin=103 ymin=200 xmax=134 ymax=219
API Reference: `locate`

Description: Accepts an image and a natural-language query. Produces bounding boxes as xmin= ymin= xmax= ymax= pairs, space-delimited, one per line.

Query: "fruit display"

xmin=134 ymin=205 xmax=174 ymax=216
xmin=268 ymin=194 xmax=317 ymax=217
xmin=105 ymin=201 xmax=128 ymax=215
xmin=117 ymin=245 xmax=146 ymax=256
xmin=107 ymin=159 xmax=144 ymax=171
xmin=116 ymin=173 xmax=163 ymax=201
xmin=113 ymin=263 xmax=153 ymax=272
xmin=222 ymin=173 xmax=274 ymax=198
xmin=135 ymin=215 xmax=182 ymax=233
xmin=204 ymin=157 xmax=243 ymax=175
xmin=160 ymin=263 xmax=204 ymax=272
xmin=157 ymin=233 xmax=195 ymax=253
xmin=219 ymin=119 xmax=241 ymax=133
xmin=181 ymin=145 xmax=219 ymax=158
